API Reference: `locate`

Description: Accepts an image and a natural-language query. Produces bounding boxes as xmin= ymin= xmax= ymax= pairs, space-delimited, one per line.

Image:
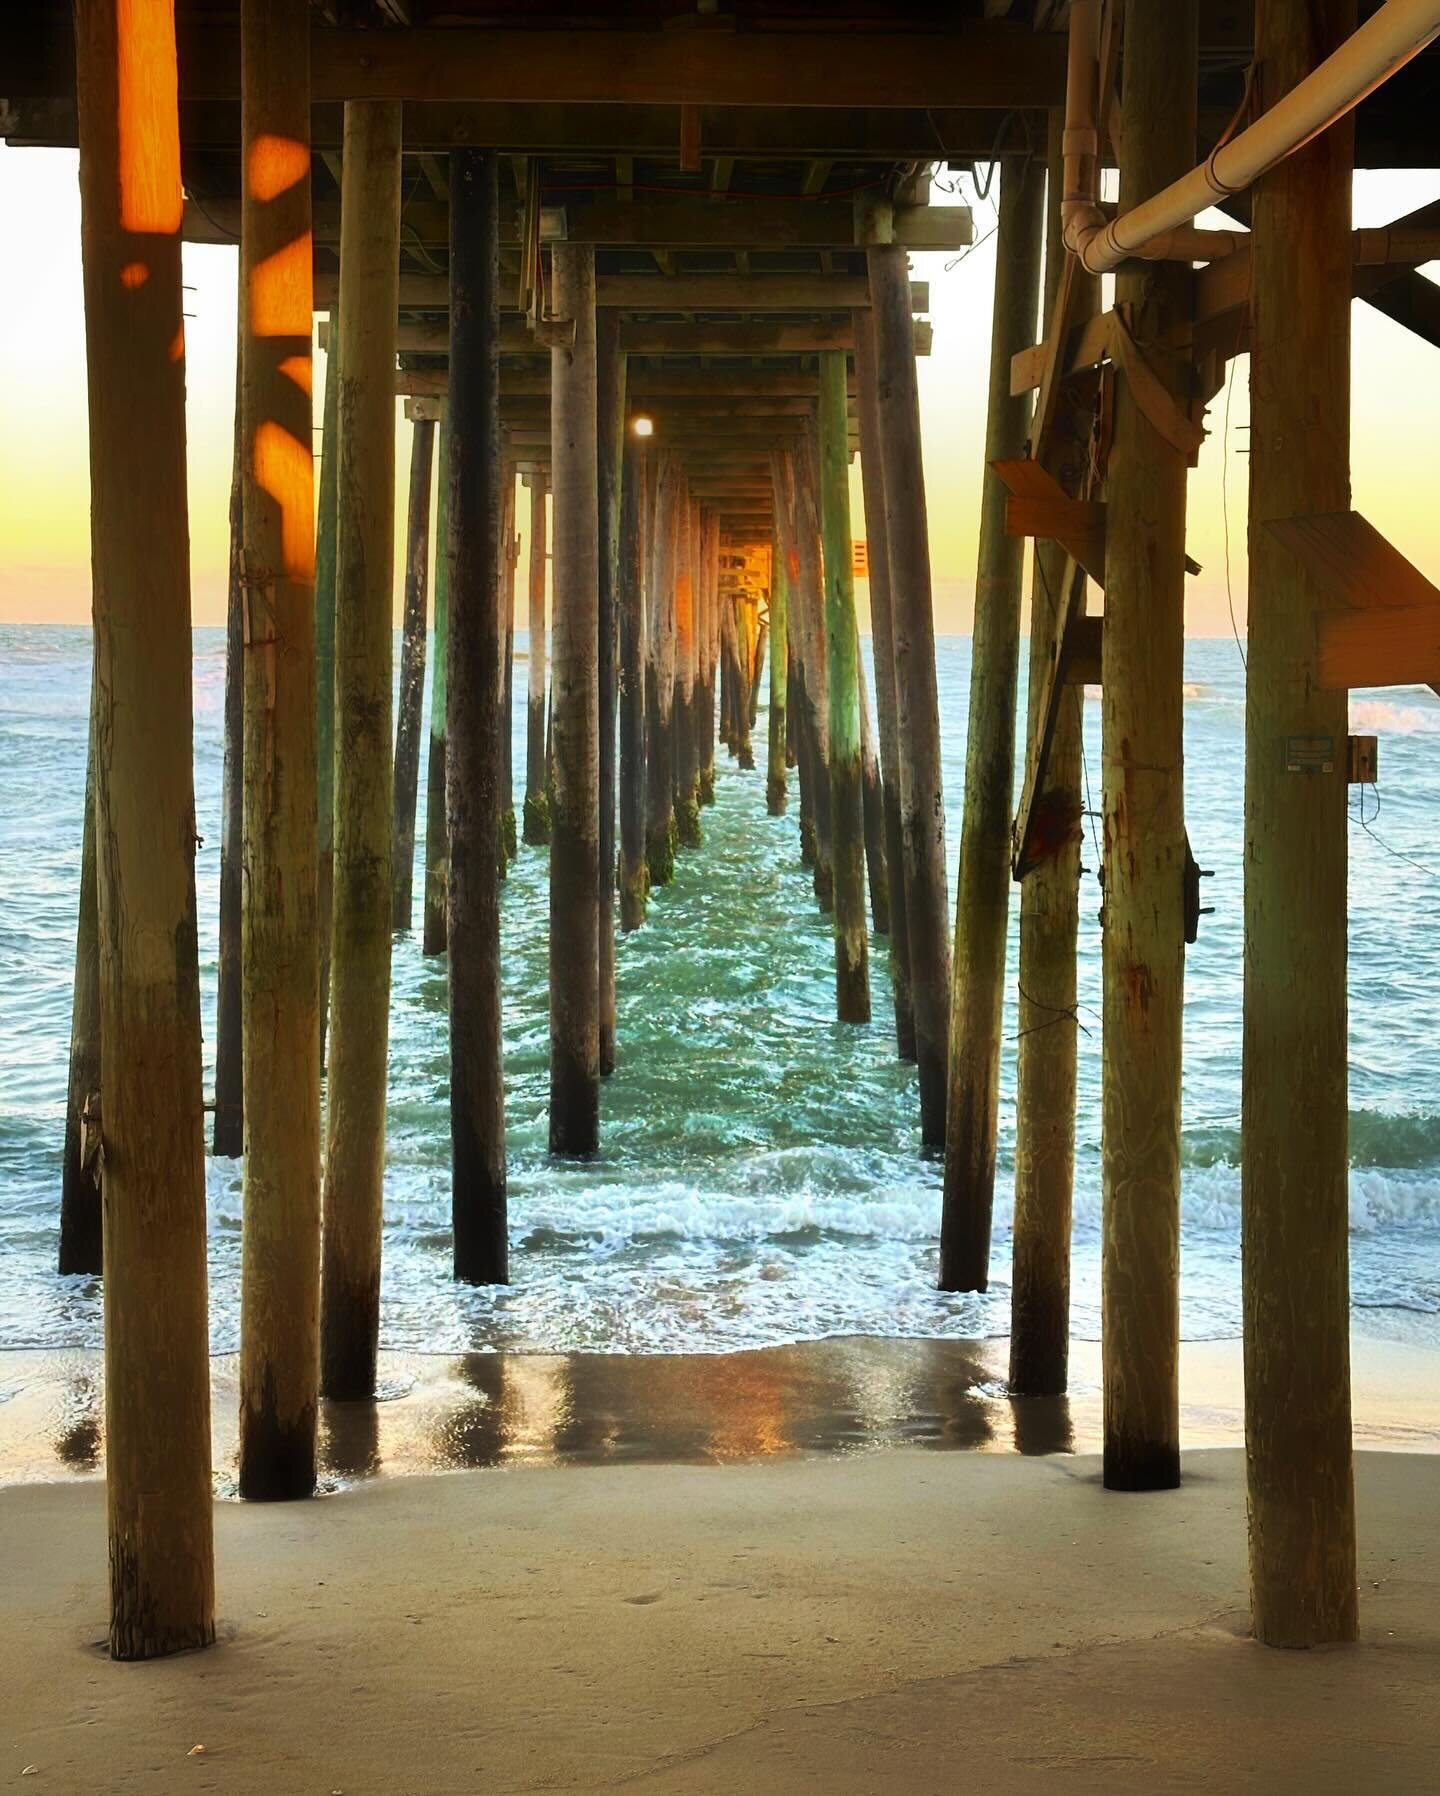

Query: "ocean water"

xmin=2 ymin=624 xmax=1438 ymax=1358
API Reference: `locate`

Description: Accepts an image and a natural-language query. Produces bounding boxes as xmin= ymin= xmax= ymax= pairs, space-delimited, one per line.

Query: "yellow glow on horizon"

xmin=116 ymin=0 xmax=183 ymax=236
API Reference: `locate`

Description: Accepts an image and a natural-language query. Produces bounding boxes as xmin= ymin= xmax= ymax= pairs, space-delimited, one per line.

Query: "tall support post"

xmin=391 ymin=416 xmax=435 ymax=930
xmin=549 ymin=242 xmax=601 ymax=1156
xmin=59 ymin=682 xmax=103 ymax=1271
xmin=645 ymin=456 xmax=677 ymax=887
xmin=697 ymin=510 xmax=719 ymax=805
xmin=316 ymin=310 xmax=340 ymax=1036
xmin=766 ymin=539 xmax=789 ymax=815
xmin=500 ymin=462 xmax=519 ymax=870
xmin=854 ymin=310 xmax=914 ymax=1060
xmin=214 ymin=333 xmax=244 ymax=1157
xmin=618 ymin=431 xmax=648 ymax=929
xmin=673 ymin=482 xmax=702 ymax=845
xmin=596 ymin=310 xmax=626 ymax=1076
xmin=793 ymin=445 xmax=832 ymax=906
xmin=858 ymin=666 xmax=889 ymax=935
xmin=448 ymin=150 xmax=508 ymax=1284
xmin=940 ymin=155 xmax=1045 ymax=1292
xmin=1099 ymin=1 xmax=1195 ymax=1491
xmin=1010 ymin=116 xmax=1091 ymax=1398
xmin=238 ymin=0 xmax=321 ymax=1499
xmin=818 ymin=351 xmax=870 ymax=1023
xmin=320 ymin=99 xmax=401 ymax=1398
xmin=773 ymin=451 xmax=816 ymax=867
xmin=73 ymin=0 xmax=214 ymax=1656
xmin=422 ymin=417 xmax=451 ymax=955
xmin=522 ymin=476 xmax=551 ymax=844
xmin=868 ymin=244 xmax=949 ymax=1146
xmin=1244 ymin=0 xmax=1358 ymax=1647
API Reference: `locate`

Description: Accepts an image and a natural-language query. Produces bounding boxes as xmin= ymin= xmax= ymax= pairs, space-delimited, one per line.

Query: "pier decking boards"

xmin=11 ymin=0 xmax=1440 ymax=1678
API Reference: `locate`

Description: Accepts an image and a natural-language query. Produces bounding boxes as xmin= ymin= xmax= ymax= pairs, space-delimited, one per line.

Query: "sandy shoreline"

xmin=2 ymin=1332 xmax=1439 ymax=1492
xmin=3 ymin=1444 xmax=1437 ymax=1792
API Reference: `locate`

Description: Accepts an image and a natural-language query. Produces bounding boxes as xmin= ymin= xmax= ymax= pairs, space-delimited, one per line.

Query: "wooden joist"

xmin=351 ymin=318 xmax=932 ymax=357
xmin=1266 ymin=511 xmax=1440 ymax=695
xmin=313 ymin=271 xmax=929 ymax=315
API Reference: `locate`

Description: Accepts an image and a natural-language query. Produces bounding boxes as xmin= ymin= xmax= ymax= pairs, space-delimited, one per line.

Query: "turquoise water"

xmin=2 ymin=625 xmax=1439 ymax=1354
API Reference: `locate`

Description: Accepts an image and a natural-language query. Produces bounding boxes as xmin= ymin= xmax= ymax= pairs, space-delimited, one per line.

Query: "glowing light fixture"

xmin=631 ymin=414 xmax=655 ymax=438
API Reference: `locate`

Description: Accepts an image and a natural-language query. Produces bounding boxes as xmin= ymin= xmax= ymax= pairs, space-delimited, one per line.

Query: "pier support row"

xmin=392 ymin=415 xmax=436 ymax=931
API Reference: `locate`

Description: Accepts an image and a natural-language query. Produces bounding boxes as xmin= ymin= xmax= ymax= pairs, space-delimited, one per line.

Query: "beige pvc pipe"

xmin=1063 ymin=0 xmax=1440 ymax=275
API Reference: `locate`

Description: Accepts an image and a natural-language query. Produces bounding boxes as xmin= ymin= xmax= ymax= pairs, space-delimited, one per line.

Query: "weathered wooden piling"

xmin=793 ymin=443 xmax=832 ymax=908
xmin=522 ymin=474 xmax=551 ymax=845
xmin=1243 ymin=0 xmax=1358 ymax=1647
xmin=500 ymin=463 xmax=519 ymax=869
xmin=1100 ymin=1 xmax=1195 ymax=1491
xmin=213 ymin=335 xmax=244 ymax=1158
xmin=645 ymin=456 xmax=678 ymax=887
xmin=391 ymin=415 xmax=435 ymax=930
xmin=320 ymin=99 xmax=402 ymax=1398
xmin=939 ymin=154 xmax=1044 ymax=1293
xmin=74 ymin=0 xmax=214 ymax=1655
xmin=422 ymin=417 xmax=451 ymax=955
xmin=673 ymin=482 xmax=703 ymax=845
xmin=766 ymin=543 xmax=789 ymax=815
xmin=597 ymin=310 xmax=626 ymax=1076
xmin=549 ymin=242 xmax=602 ymax=1155
xmin=315 ymin=308 xmax=340 ymax=1035
xmin=448 ymin=148 xmax=508 ymax=1283
xmin=699 ymin=510 xmax=720 ymax=804
xmin=772 ymin=451 xmax=817 ymax=865
xmin=857 ymin=665 xmax=889 ymax=935
xmin=238 ymin=0 xmax=321 ymax=1499
xmin=818 ymin=350 xmax=870 ymax=1023
xmin=1009 ymin=121 xmax=1091 ymax=1400
xmin=618 ymin=429 xmax=648 ymax=929
xmin=59 ymin=686 xmax=102 ymax=1274
xmin=868 ymin=242 xmax=949 ymax=1146
xmin=853 ymin=309 xmax=914 ymax=1060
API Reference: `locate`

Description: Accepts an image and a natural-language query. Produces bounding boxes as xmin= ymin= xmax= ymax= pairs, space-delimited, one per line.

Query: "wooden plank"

xmin=1003 ymin=492 xmax=1107 ymax=585
xmin=1267 ymin=511 xmax=1440 ymax=613
xmin=188 ymin=193 xmax=970 ymax=252
xmin=1316 ymin=604 xmax=1440 ymax=691
xmin=1061 ymin=614 xmax=1103 ymax=686
xmin=314 ymin=270 xmax=929 ymax=314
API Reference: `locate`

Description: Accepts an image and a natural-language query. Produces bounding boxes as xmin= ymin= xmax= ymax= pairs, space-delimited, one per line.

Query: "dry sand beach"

xmin=3 ymin=1337 xmax=1439 ymax=1794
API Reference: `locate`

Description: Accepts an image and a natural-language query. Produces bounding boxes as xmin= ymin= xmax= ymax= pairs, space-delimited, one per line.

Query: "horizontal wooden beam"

xmin=1316 ymin=604 xmax=1440 ymax=690
xmin=362 ymin=317 xmax=928 ymax=358
xmin=186 ymin=194 xmax=970 ymax=252
xmin=314 ymin=271 xmax=928 ymax=315
xmin=401 ymin=367 xmax=855 ymax=399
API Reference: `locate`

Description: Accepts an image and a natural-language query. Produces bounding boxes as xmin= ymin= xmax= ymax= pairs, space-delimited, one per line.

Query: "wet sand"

xmin=2 ymin=1332 xmax=1439 ymax=1490
xmin=3 ymin=1443 xmax=1438 ymax=1792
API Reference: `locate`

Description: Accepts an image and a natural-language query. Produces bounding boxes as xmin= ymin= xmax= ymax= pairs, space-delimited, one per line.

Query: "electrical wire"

xmin=1351 ymin=782 xmax=1437 ymax=884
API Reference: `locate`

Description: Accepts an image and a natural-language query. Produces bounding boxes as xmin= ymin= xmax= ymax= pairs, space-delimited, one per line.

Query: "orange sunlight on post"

xmin=248 ymin=235 xmax=312 ymax=339
xmin=247 ymin=133 xmax=310 ymax=204
xmin=116 ymin=0 xmax=183 ymax=235
xmin=252 ymin=420 xmax=314 ymax=581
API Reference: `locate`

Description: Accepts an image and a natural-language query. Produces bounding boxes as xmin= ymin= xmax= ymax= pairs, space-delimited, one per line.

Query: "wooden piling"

xmin=618 ymin=430 xmax=649 ymax=929
xmin=422 ymin=417 xmax=451 ymax=955
xmin=1009 ymin=120 xmax=1090 ymax=1399
xmin=448 ymin=149 xmax=508 ymax=1284
xmin=320 ymin=99 xmax=402 ymax=1398
xmin=818 ymin=350 xmax=870 ymax=1023
xmin=766 ymin=542 xmax=789 ymax=815
xmin=858 ymin=664 xmax=889 ymax=935
xmin=853 ymin=309 xmax=915 ymax=1060
xmin=549 ymin=242 xmax=601 ymax=1155
xmin=673 ymin=482 xmax=703 ymax=845
xmin=522 ymin=475 xmax=551 ymax=845
xmin=940 ymin=154 xmax=1044 ymax=1293
xmin=1099 ymin=1 xmax=1194 ymax=1491
xmin=500 ymin=464 xmax=518 ymax=870
xmin=391 ymin=416 xmax=435 ymax=930
xmin=697 ymin=510 xmax=719 ymax=805
xmin=74 ymin=0 xmax=214 ymax=1655
xmin=1243 ymin=0 xmax=1358 ymax=1647
xmin=868 ymin=242 xmax=950 ymax=1145
xmin=59 ymin=684 xmax=103 ymax=1273
xmin=315 ymin=309 xmax=340 ymax=1032
xmin=597 ymin=309 xmax=626 ymax=1076
xmin=238 ymin=0 xmax=321 ymax=1499
xmin=645 ymin=456 xmax=677 ymax=887
xmin=793 ymin=444 xmax=832 ymax=909
xmin=213 ymin=334 xmax=244 ymax=1158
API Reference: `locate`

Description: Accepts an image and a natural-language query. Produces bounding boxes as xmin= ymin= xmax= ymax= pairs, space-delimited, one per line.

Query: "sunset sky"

xmin=1 ymin=143 xmax=1436 ymax=636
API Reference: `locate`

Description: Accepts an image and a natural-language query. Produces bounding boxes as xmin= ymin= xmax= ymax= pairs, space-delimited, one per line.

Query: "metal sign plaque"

xmin=1285 ymin=735 xmax=1336 ymax=774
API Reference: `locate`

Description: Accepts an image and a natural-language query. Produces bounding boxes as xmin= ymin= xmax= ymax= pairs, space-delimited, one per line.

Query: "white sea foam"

xmin=1350 ymin=695 xmax=1440 ymax=736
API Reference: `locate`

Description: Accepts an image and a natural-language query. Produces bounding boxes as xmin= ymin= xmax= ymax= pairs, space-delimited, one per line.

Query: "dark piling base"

xmin=502 ymin=806 xmax=518 ymax=865
xmin=1103 ymin=1439 xmax=1182 ymax=1494
xmin=698 ymin=765 xmax=716 ymax=806
xmin=647 ymin=818 xmax=677 ymax=889
xmin=766 ymin=771 xmax=788 ymax=817
xmin=238 ymin=1388 xmax=318 ymax=1502
xmin=523 ymin=791 xmax=552 ymax=845
xmin=453 ymin=1168 xmax=509 ymax=1285
xmin=320 ymin=1269 xmax=381 ymax=1404
xmin=619 ymin=864 xmax=649 ymax=932
xmin=1008 ymin=1297 xmax=1069 ymax=1398
xmin=675 ymin=785 xmax=702 ymax=848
